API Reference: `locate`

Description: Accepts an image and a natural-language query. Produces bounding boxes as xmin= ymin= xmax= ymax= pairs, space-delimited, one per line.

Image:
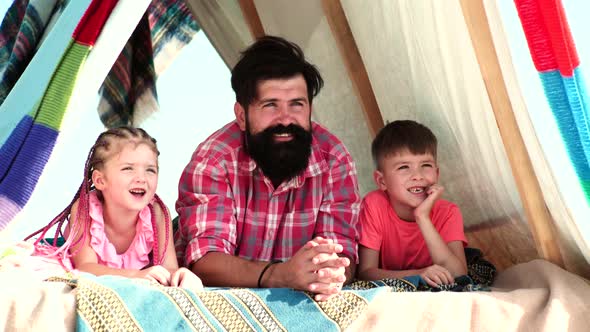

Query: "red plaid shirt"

xmin=175 ymin=121 xmax=360 ymax=266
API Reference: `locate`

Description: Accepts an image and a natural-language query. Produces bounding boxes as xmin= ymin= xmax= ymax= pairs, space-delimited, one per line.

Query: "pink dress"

xmin=88 ymin=191 xmax=154 ymax=269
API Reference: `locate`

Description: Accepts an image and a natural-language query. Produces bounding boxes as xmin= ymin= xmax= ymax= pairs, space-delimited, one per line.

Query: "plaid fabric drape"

xmin=97 ymin=0 xmax=199 ymax=127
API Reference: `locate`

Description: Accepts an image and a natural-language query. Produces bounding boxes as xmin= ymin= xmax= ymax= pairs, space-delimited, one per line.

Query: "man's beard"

xmin=245 ymin=123 xmax=312 ymax=185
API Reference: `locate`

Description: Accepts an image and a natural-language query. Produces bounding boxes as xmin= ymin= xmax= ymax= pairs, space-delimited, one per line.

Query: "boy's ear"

xmin=234 ymin=102 xmax=247 ymax=131
xmin=373 ymin=170 xmax=387 ymax=191
xmin=92 ymin=170 xmax=105 ymax=190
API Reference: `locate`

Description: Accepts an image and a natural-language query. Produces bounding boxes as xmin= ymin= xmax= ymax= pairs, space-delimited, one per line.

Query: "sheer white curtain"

xmin=184 ymin=0 xmax=589 ymax=276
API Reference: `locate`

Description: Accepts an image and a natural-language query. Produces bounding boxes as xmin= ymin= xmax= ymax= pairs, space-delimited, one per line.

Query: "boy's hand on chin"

xmin=414 ymin=184 xmax=444 ymax=221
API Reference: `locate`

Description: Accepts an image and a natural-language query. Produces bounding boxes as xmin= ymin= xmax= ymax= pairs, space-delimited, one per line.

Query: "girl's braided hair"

xmin=26 ymin=126 xmax=170 ymax=266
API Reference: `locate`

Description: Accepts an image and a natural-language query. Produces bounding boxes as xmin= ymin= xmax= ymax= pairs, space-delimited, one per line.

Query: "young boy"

xmin=357 ymin=120 xmax=467 ymax=287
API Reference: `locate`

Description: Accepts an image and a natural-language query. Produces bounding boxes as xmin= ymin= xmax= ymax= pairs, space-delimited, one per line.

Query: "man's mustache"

xmin=263 ymin=124 xmax=307 ymax=136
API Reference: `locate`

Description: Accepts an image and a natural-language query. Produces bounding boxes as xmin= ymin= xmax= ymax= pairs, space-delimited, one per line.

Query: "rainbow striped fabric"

xmin=515 ymin=0 xmax=590 ymax=203
xmin=0 ymin=0 xmax=117 ymax=229
xmin=0 ymin=0 xmax=199 ymax=230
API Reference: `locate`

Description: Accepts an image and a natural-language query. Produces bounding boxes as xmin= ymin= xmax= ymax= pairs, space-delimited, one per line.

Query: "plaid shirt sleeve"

xmin=315 ymin=145 xmax=361 ymax=263
xmin=175 ymin=149 xmax=238 ymax=267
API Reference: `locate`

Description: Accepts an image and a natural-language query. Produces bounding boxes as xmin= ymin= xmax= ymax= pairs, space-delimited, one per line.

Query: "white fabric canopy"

xmin=186 ymin=0 xmax=589 ymax=277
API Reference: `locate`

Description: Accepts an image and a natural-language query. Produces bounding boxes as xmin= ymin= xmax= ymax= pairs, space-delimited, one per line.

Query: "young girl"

xmin=26 ymin=126 xmax=202 ymax=290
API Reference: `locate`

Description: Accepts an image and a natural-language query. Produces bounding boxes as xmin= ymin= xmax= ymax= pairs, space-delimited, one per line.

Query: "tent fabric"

xmin=189 ymin=0 xmax=533 ymax=266
xmin=0 ymin=0 xmax=82 ymax=146
xmin=487 ymin=0 xmax=590 ymax=280
xmin=515 ymin=0 xmax=590 ymax=274
xmin=97 ymin=0 xmax=200 ymax=127
xmin=0 ymin=0 xmax=588 ymax=278
xmin=184 ymin=0 xmax=253 ymax=68
xmin=0 ymin=0 xmax=116 ymax=230
xmin=515 ymin=0 xmax=590 ymax=201
xmin=0 ymin=0 xmax=199 ymax=230
xmin=183 ymin=0 xmax=589 ymax=277
xmin=0 ymin=0 xmax=64 ymax=105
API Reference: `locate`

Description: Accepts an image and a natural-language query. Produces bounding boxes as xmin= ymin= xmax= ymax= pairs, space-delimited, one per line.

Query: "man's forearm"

xmin=191 ymin=252 xmax=268 ymax=287
xmin=193 ymin=248 xmax=355 ymax=289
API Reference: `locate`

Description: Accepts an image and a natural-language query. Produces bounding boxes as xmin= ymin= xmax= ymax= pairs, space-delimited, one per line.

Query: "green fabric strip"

xmin=581 ymin=180 xmax=590 ymax=204
xmin=35 ymin=41 xmax=91 ymax=129
xmin=28 ymin=101 xmax=41 ymax=118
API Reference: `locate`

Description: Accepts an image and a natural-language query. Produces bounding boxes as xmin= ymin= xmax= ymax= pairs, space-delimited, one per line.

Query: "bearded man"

xmin=175 ymin=36 xmax=360 ymax=301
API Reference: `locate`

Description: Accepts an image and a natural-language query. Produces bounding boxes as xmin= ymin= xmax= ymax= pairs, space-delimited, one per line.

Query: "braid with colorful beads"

xmin=149 ymin=193 xmax=171 ymax=266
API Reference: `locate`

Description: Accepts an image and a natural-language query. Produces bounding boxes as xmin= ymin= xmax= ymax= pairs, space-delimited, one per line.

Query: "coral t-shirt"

xmin=359 ymin=190 xmax=467 ymax=271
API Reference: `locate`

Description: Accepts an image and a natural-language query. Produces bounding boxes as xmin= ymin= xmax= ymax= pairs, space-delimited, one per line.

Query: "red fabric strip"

xmin=538 ymin=0 xmax=578 ymax=76
xmin=72 ymin=0 xmax=119 ymax=46
xmin=514 ymin=0 xmax=578 ymax=76
xmin=514 ymin=0 xmax=557 ymax=72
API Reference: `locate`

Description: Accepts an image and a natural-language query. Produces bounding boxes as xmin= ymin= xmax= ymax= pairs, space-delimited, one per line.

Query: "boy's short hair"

xmin=371 ymin=120 xmax=438 ymax=169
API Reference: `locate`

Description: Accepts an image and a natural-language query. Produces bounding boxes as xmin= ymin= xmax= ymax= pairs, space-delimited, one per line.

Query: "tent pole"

xmin=238 ymin=0 xmax=265 ymax=39
xmin=321 ymin=0 xmax=384 ymax=138
xmin=185 ymin=0 xmax=250 ymax=68
xmin=459 ymin=0 xmax=564 ymax=267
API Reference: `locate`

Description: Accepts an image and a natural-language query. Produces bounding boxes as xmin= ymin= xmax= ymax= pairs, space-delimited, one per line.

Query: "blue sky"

xmin=2 ymin=1 xmax=590 ymax=240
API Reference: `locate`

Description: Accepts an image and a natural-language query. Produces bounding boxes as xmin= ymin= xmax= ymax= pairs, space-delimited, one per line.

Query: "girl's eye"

xmin=422 ymin=164 xmax=433 ymax=168
xmin=397 ymin=165 xmax=409 ymax=170
xmin=147 ymin=168 xmax=157 ymax=174
xmin=122 ymin=167 xmax=132 ymax=171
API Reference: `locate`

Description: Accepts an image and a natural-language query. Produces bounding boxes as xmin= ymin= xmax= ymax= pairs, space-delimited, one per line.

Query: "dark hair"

xmin=26 ymin=126 xmax=170 ymax=265
xmin=231 ymin=35 xmax=324 ymax=108
xmin=371 ymin=120 xmax=438 ymax=170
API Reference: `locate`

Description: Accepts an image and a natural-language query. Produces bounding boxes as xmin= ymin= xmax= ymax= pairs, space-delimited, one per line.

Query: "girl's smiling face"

xmin=92 ymin=142 xmax=159 ymax=213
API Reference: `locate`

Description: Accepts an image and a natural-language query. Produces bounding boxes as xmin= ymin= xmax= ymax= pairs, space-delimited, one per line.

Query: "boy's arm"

xmin=416 ymin=219 xmax=467 ymax=276
xmin=414 ymin=185 xmax=467 ymax=277
xmin=357 ymin=245 xmax=424 ymax=280
xmin=357 ymin=193 xmax=426 ymax=280
xmin=358 ymin=246 xmax=455 ymax=287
